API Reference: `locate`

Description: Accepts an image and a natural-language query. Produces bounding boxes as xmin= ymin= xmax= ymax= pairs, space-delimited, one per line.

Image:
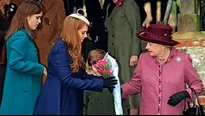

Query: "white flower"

xmin=179 ymin=47 xmax=205 ymax=86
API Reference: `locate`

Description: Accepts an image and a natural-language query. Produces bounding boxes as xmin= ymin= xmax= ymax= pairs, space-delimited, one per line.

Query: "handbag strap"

xmin=184 ymin=88 xmax=201 ymax=110
xmin=190 ymin=88 xmax=204 ymax=115
xmin=190 ymin=88 xmax=201 ymax=107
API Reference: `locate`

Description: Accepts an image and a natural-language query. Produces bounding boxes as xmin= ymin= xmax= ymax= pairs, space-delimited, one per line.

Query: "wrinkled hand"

xmin=130 ymin=55 xmax=138 ymax=66
xmin=103 ymin=76 xmax=117 ymax=93
xmin=167 ymin=91 xmax=190 ymax=106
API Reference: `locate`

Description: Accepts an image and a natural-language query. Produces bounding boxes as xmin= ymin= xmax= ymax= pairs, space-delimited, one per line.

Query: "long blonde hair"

xmin=86 ymin=49 xmax=105 ymax=76
xmin=61 ymin=16 xmax=88 ymax=72
xmin=5 ymin=0 xmax=44 ymax=40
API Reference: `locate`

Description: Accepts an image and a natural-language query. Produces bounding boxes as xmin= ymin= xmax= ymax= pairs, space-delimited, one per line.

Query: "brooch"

xmin=176 ymin=57 xmax=182 ymax=62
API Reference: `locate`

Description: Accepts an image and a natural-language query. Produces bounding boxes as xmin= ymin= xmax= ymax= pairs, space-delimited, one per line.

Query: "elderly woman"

xmin=121 ymin=23 xmax=203 ymax=115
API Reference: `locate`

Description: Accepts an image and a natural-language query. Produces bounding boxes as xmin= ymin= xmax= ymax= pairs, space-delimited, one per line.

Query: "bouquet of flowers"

xmin=93 ymin=53 xmax=123 ymax=115
xmin=93 ymin=58 xmax=113 ymax=77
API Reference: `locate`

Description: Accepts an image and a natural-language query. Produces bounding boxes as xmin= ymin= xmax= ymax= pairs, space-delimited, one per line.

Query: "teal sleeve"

xmin=8 ymin=36 xmax=44 ymax=76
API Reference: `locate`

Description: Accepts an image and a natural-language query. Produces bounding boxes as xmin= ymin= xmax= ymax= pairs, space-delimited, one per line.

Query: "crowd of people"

xmin=0 ymin=0 xmax=204 ymax=115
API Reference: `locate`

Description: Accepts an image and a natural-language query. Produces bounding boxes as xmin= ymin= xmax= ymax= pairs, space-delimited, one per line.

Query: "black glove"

xmin=103 ymin=76 xmax=117 ymax=93
xmin=167 ymin=91 xmax=190 ymax=106
xmin=107 ymin=87 xmax=114 ymax=93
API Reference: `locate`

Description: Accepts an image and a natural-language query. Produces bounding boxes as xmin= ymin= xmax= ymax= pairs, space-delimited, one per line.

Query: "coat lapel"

xmin=109 ymin=5 xmax=118 ymax=18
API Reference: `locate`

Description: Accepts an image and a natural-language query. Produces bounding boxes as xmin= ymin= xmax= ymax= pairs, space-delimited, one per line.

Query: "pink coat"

xmin=121 ymin=47 xmax=203 ymax=115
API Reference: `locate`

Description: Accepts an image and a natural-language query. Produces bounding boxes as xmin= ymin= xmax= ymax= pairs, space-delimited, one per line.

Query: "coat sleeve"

xmin=184 ymin=54 xmax=203 ymax=97
xmin=121 ymin=53 xmax=143 ymax=99
xmin=8 ymin=33 xmax=44 ymax=76
xmin=50 ymin=46 xmax=104 ymax=92
xmin=124 ymin=0 xmax=141 ymax=56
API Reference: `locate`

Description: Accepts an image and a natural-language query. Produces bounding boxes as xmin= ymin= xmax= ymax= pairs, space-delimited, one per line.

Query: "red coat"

xmin=121 ymin=47 xmax=203 ymax=115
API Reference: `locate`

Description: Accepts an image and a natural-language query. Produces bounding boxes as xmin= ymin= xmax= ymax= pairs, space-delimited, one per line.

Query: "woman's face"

xmin=78 ymin=24 xmax=88 ymax=42
xmin=146 ymin=42 xmax=165 ymax=57
xmin=26 ymin=12 xmax=43 ymax=31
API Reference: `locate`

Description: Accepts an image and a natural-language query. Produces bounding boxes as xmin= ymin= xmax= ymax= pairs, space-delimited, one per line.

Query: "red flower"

xmin=98 ymin=67 xmax=104 ymax=74
xmin=93 ymin=58 xmax=113 ymax=77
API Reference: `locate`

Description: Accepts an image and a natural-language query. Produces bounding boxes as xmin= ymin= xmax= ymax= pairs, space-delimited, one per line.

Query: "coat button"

xmin=112 ymin=43 xmax=114 ymax=45
xmin=112 ymin=35 xmax=114 ymax=37
xmin=99 ymin=101 xmax=103 ymax=104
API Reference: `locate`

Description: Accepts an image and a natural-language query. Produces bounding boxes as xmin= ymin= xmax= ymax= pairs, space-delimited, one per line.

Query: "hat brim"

xmin=136 ymin=32 xmax=179 ymax=46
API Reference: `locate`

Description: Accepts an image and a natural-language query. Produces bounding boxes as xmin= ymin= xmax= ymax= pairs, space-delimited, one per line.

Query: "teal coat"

xmin=0 ymin=30 xmax=44 ymax=115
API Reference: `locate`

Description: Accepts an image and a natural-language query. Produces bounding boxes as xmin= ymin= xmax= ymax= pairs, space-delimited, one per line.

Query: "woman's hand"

xmin=167 ymin=91 xmax=190 ymax=106
xmin=103 ymin=76 xmax=117 ymax=93
xmin=130 ymin=55 xmax=138 ymax=66
xmin=43 ymin=67 xmax=47 ymax=77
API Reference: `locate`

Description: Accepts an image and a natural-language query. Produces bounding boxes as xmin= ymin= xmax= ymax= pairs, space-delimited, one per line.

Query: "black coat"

xmin=0 ymin=2 xmax=17 ymax=106
xmin=84 ymin=0 xmax=114 ymax=52
xmin=82 ymin=38 xmax=96 ymax=61
xmin=85 ymin=0 xmax=113 ymax=37
xmin=0 ymin=3 xmax=17 ymax=56
xmin=63 ymin=0 xmax=115 ymax=52
xmin=63 ymin=0 xmax=83 ymax=16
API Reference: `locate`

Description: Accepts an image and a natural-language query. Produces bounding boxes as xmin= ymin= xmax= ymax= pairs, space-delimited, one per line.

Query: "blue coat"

xmin=33 ymin=38 xmax=104 ymax=115
xmin=0 ymin=30 xmax=44 ymax=115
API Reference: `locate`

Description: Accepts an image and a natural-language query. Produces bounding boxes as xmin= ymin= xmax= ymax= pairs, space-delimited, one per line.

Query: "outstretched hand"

xmin=103 ymin=76 xmax=117 ymax=93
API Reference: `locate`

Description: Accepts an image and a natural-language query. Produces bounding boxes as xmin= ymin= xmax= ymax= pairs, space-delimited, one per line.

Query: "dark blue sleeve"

xmin=50 ymin=46 xmax=104 ymax=92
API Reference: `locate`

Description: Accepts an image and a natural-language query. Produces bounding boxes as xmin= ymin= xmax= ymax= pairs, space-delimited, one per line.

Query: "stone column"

xmin=172 ymin=0 xmax=205 ymax=108
xmin=178 ymin=0 xmax=199 ymax=32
